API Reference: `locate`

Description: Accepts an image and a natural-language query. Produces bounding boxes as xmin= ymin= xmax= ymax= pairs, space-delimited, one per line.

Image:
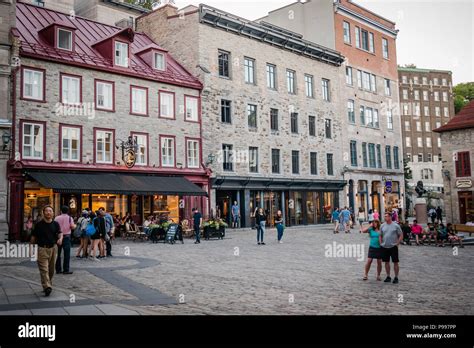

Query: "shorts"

xmin=381 ymin=246 xmax=399 ymax=263
xmin=438 ymin=234 xmax=448 ymax=241
xmin=368 ymin=246 xmax=382 ymax=259
xmin=232 ymin=216 xmax=239 ymax=223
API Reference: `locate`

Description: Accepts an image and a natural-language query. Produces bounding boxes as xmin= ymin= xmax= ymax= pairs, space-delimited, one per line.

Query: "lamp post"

xmin=2 ymin=132 xmax=12 ymax=151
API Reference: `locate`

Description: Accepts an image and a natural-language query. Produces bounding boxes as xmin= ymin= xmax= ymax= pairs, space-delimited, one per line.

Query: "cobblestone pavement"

xmin=1 ymin=225 xmax=473 ymax=315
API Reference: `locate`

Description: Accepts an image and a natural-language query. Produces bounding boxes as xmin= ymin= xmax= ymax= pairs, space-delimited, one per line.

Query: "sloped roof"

xmin=16 ymin=2 xmax=201 ymax=89
xmin=434 ymin=100 xmax=474 ymax=133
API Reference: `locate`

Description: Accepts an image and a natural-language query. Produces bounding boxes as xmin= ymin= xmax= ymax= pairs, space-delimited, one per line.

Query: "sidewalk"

xmin=0 ymin=273 xmax=142 ymax=315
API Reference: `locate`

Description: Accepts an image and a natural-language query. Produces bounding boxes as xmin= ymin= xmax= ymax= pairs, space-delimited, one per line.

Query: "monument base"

xmin=414 ymin=198 xmax=428 ymax=225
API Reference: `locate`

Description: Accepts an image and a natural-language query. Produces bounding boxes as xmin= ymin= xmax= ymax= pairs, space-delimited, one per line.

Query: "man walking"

xmin=193 ymin=208 xmax=202 ymax=244
xmin=332 ymin=208 xmax=340 ymax=234
xmin=231 ymin=201 xmax=240 ymax=229
xmin=380 ymin=212 xmax=403 ymax=284
xmin=340 ymin=207 xmax=351 ymax=233
xmin=30 ymin=206 xmax=62 ymax=296
xmin=54 ymin=206 xmax=76 ymax=275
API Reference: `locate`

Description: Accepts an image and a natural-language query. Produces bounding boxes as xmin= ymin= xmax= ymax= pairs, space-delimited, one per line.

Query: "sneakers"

xmin=392 ymin=277 xmax=399 ymax=284
xmin=44 ymin=287 xmax=52 ymax=297
xmin=278 ymin=241 xmax=283 ymax=244
xmin=261 ymin=242 xmax=266 ymax=245
xmin=63 ymin=271 xmax=73 ymax=275
xmin=257 ymin=242 xmax=261 ymax=245
xmin=383 ymin=276 xmax=392 ymax=283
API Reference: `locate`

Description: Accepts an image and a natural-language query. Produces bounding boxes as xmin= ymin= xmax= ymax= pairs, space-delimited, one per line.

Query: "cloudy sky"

xmin=174 ymin=0 xmax=473 ymax=85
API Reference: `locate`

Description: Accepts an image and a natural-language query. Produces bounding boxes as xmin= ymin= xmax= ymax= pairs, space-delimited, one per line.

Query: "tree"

xmin=124 ymin=0 xmax=155 ymax=10
xmin=453 ymin=82 xmax=474 ymax=114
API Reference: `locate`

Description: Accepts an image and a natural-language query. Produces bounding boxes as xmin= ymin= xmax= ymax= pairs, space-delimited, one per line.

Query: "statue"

xmin=415 ymin=181 xmax=426 ymax=198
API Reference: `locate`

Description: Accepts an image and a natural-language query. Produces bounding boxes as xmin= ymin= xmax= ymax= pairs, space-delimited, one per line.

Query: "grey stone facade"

xmin=137 ymin=4 xmax=347 ymax=226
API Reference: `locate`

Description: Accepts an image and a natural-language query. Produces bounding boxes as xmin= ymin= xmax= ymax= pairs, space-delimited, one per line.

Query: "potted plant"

xmin=203 ymin=219 xmax=227 ymax=239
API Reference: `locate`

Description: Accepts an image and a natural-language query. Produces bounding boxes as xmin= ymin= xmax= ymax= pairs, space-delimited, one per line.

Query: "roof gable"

xmin=434 ymin=100 xmax=474 ymax=133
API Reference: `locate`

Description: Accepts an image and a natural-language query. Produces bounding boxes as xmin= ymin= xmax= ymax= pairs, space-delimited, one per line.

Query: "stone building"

xmin=0 ymin=0 xmax=16 ymax=239
xmin=7 ymin=2 xmax=209 ymax=240
xmin=137 ymin=4 xmax=347 ymax=227
xmin=434 ymin=100 xmax=474 ymax=224
xmin=398 ymin=67 xmax=455 ymax=213
xmin=261 ymin=0 xmax=404 ymax=217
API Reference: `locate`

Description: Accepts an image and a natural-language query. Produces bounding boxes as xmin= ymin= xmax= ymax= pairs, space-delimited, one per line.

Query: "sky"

xmin=173 ymin=0 xmax=474 ymax=85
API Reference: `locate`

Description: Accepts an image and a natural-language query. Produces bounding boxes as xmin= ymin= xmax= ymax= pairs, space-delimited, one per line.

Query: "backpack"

xmin=73 ymin=217 xmax=84 ymax=238
xmin=85 ymin=218 xmax=97 ymax=237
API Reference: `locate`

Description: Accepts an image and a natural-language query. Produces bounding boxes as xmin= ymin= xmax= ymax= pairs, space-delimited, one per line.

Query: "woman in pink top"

xmin=410 ymin=219 xmax=423 ymax=245
xmin=373 ymin=210 xmax=379 ymax=221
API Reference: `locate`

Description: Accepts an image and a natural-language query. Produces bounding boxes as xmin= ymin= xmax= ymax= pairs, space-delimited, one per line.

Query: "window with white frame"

xmin=437 ymin=137 xmax=441 ymax=147
xmin=114 ymin=41 xmax=129 ymax=67
xmin=414 ymin=104 xmax=420 ymax=116
xmin=131 ymin=86 xmax=147 ymax=115
xmin=433 ymin=78 xmax=439 ymax=85
xmin=442 ymin=78 xmax=447 ymax=86
xmin=186 ymin=139 xmax=199 ymax=168
xmin=61 ymin=126 xmax=80 ymax=162
xmin=95 ymin=130 xmax=113 ymax=163
xmin=161 ymin=137 xmax=175 ymax=167
xmin=384 ymin=78 xmax=391 ymax=96
xmin=425 ymin=121 xmax=430 ymax=132
xmin=418 ymin=153 xmax=423 ymax=162
xmin=322 ymin=79 xmax=330 ymax=101
xmin=417 ymin=137 xmax=422 ymax=147
xmin=382 ymin=38 xmax=388 ymax=59
xmin=61 ymin=74 xmax=81 ymax=105
xmin=403 ymin=103 xmax=409 ymax=115
xmin=343 ymin=21 xmax=351 ymax=43
xmin=435 ymin=107 xmax=440 ymax=117
xmin=266 ymin=64 xmax=276 ymax=89
xmin=57 ymin=28 xmax=72 ymax=51
xmin=424 ymin=106 xmax=429 ymax=116
xmin=413 ymin=76 xmax=419 ymax=84
xmin=185 ymin=96 xmax=199 ymax=121
xmin=402 ymin=89 xmax=408 ymax=99
xmin=346 ymin=66 xmax=353 ymax=85
xmin=366 ymin=107 xmax=373 ymax=127
xmin=427 ymin=153 xmax=432 ymax=162
xmin=370 ymin=74 xmax=376 ymax=92
xmin=434 ymin=91 xmax=439 ymax=101
xmin=442 ymin=91 xmax=448 ymax=102
xmin=405 ymin=137 xmax=411 ymax=147
xmin=423 ymin=90 xmax=428 ymax=101
xmin=416 ymin=121 xmax=422 ymax=132
xmin=133 ymin=134 xmax=147 ymax=165
xmin=357 ymin=70 xmax=362 ymax=88
xmin=373 ymin=109 xmax=379 ymax=128
xmin=22 ymin=122 xmax=44 ymax=160
xmin=363 ymin=72 xmax=370 ymax=90
xmin=287 ymin=69 xmax=296 ymax=94
xmin=404 ymin=121 xmax=410 ymax=131
xmin=244 ymin=57 xmax=255 ymax=84
xmin=426 ymin=137 xmax=432 ymax=148
xmin=355 ymin=26 xmax=360 ymax=48
xmin=436 ymin=121 xmax=441 ymax=129
xmin=422 ymin=77 xmax=428 ymax=85
xmin=347 ymin=99 xmax=355 ymax=123
xmin=159 ymin=91 xmax=174 ymax=118
xmin=444 ymin=106 xmax=449 ymax=117
xmin=369 ymin=32 xmax=374 ymax=53
xmin=154 ymin=52 xmax=165 ymax=70
xmin=414 ymin=90 xmax=419 ymax=100
xmin=387 ymin=109 xmax=393 ymax=130
xmin=23 ymin=68 xmax=44 ymax=101
xmin=305 ymin=74 xmax=314 ymax=98
xmin=402 ymin=76 xmax=407 ymax=84
xmin=96 ymin=80 xmax=113 ymax=110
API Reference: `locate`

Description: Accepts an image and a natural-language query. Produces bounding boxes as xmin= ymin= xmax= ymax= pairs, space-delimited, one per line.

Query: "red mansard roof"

xmin=15 ymin=2 xmax=202 ymax=90
xmin=434 ymin=100 xmax=474 ymax=133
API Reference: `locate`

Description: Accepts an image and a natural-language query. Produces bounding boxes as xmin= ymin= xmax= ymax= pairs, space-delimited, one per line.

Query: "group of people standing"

xmin=29 ymin=205 xmax=114 ymax=297
xmin=253 ymin=208 xmax=285 ymax=245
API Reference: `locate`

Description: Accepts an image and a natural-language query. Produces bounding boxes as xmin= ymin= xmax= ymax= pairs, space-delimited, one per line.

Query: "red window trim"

xmin=184 ymin=94 xmax=200 ymax=123
xmin=158 ymin=90 xmax=176 ymax=120
xmin=93 ymin=127 xmax=116 ymax=165
xmin=456 ymin=151 xmax=471 ymax=177
xmin=184 ymin=137 xmax=201 ymax=169
xmin=59 ymin=72 xmax=83 ymax=105
xmin=20 ymin=66 xmax=47 ymax=103
xmin=158 ymin=134 xmax=177 ymax=168
xmin=58 ymin=123 xmax=83 ymax=163
xmin=19 ymin=119 xmax=47 ymax=162
xmin=94 ymin=79 xmax=115 ymax=112
xmin=113 ymin=39 xmax=131 ymax=70
xmin=56 ymin=27 xmax=75 ymax=52
xmin=130 ymin=131 xmax=149 ymax=167
xmin=130 ymin=85 xmax=149 ymax=117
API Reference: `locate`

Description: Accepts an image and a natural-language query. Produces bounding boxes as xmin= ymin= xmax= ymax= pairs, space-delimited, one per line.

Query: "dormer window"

xmin=57 ymin=28 xmax=72 ymax=51
xmin=115 ymin=41 xmax=129 ymax=68
xmin=154 ymin=52 xmax=165 ymax=71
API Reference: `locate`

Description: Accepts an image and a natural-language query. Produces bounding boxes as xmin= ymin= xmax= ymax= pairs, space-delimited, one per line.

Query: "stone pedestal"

xmin=414 ymin=198 xmax=428 ymax=225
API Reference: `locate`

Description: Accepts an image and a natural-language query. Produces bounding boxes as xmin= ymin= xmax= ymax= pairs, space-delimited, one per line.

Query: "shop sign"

xmin=456 ymin=179 xmax=472 ymax=189
xmin=385 ymin=181 xmax=392 ymax=194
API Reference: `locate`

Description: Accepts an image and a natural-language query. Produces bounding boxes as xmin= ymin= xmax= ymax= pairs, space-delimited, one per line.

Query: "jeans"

xmin=194 ymin=225 xmax=200 ymax=242
xmin=276 ymin=223 xmax=284 ymax=241
xmin=257 ymin=221 xmax=265 ymax=242
xmin=56 ymin=235 xmax=71 ymax=273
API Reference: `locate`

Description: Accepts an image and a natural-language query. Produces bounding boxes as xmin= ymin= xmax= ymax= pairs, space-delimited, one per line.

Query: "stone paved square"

xmin=1 ymin=225 xmax=472 ymax=315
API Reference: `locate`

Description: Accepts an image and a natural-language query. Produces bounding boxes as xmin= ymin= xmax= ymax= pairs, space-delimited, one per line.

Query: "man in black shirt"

xmin=30 ymin=205 xmax=62 ymax=296
xmin=193 ymin=208 xmax=202 ymax=244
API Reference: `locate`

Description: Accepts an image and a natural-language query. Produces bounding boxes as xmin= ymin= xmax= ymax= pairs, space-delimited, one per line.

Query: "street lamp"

xmin=2 ymin=132 xmax=12 ymax=151
xmin=206 ymin=153 xmax=216 ymax=166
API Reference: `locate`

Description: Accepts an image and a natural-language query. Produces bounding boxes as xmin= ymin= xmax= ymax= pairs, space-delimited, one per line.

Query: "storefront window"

xmin=24 ymin=183 xmax=54 ymax=224
xmin=357 ymin=181 xmax=368 ymax=213
xmin=153 ymin=195 xmax=179 ymax=222
xmin=323 ymin=192 xmax=334 ymax=222
xmin=306 ymin=192 xmax=320 ymax=224
xmin=385 ymin=181 xmax=400 ymax=212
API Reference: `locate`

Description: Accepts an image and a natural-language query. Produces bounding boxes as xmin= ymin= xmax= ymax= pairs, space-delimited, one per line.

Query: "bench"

xmin=453 ymin=224 xmax=474 ymax=237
